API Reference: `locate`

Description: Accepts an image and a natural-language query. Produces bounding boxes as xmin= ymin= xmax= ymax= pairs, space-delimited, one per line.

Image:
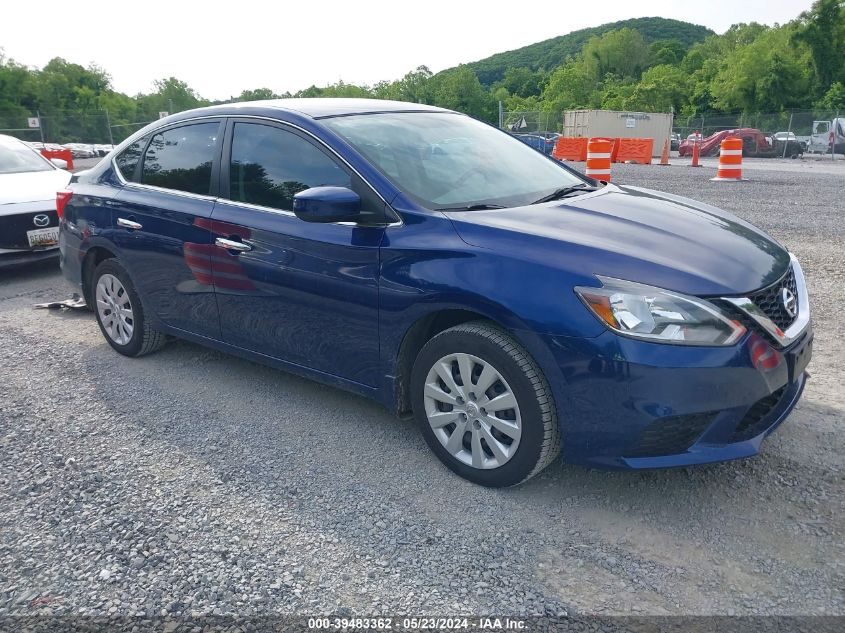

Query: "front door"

xmin=210 ymin=120 xmax=385 ymax=387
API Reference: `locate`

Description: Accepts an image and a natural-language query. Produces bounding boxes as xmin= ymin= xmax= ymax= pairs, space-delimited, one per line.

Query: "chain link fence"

xmin=501 ymin=111 xmax=560 ymax=134
xmin=0 ymin=109 xmax=155 ymax=146
xmin=501 ymin=108 xmax=844 ymax=157
xmin=674 ymin=109 xmax=842 ymax=155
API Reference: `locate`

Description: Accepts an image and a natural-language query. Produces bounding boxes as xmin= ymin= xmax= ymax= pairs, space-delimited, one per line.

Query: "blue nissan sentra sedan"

xmin=58 ymin=99 xmax=812 ymax=487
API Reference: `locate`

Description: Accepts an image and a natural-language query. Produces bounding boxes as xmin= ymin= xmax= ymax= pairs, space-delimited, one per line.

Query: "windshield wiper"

xmin=435 ymin=204 xmax=507 ymax=211
xmin=531 ymin=184 xmax=598 ymax=205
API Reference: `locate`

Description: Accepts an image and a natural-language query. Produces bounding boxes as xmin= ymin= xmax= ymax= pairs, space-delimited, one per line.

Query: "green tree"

xmin=492 ymin=67 xmax=543 ymax=98
xmin=236 ymin=88 xmax=278 ymax=101
xmin=582 ymin=28 xmax=652 ymax=80
xmin=429 ymin=66 xmax=493 ymax=121
xmin=295 ymin=80 xmax=372 ymax=98
xmin=792 ymin=0 xmax=845 ymax=94
xmin=373 ymin=66 xmax=434 ymax=103
xmin=709 ymin=26 xmax=810 ymax=111
xmin=137 ymin=77 xmax=207 ymax=119
xmin=816 ymin=81 xmax=845 ymax=108
xmin=540 ymin=60 xmax=596 ymax=113
xmin=650 ymin=39 xmax=687 ymax=66
xmin=622 ymin=64 xmax=690 ymax=112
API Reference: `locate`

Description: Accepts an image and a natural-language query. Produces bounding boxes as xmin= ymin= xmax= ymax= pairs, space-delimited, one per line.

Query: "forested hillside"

xmin=1 ymin=1 xmax=843 ymax=143
xmin=458 ymin=17 xmax=713 ymax=86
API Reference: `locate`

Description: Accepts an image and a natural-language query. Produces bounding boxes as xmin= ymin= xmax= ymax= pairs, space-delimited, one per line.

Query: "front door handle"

xmin=117 ymin=217 xmax=142 ymax=230
xmin=215 ymin=237 xmax=252 ymax=253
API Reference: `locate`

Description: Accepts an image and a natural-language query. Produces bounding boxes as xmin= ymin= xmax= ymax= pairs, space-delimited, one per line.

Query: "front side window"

xmin=141 ymin=123 xmax=219 ymax=195
xmin=323 ymin=112 xmax=586 ymax=210
xmin=115 ymin=137 xmax=145 ymax=182
xmin=229 ymin=122 xmax=351 ymax=211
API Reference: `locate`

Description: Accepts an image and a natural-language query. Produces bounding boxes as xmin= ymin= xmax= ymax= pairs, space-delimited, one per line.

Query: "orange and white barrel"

xmin=710 ymin=137 xmax=746 ymax=181
xmin=585 ymin=138 xmax=612 ymax=181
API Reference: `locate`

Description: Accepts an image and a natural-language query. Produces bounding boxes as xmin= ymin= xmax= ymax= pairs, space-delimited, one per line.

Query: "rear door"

xmin=110 ymin=120 xmax=223 ymax=339
xmin=209 ymin=119 xmax=386 ymax=386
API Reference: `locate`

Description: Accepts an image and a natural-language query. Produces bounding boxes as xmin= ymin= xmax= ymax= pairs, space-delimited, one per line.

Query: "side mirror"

xmin=293 ymin=186 xmax=361 ymax=223
xmin=50 ymin=158 xmax=68 ymax=170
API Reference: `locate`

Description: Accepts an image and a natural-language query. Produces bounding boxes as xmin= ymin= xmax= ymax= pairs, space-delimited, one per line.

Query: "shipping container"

xmin=563 ymin=110 xmax=674 ymax=157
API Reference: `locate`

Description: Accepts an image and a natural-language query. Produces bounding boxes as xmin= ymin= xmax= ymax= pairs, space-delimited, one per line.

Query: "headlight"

xmin=574 ymin=276 xmax=746 ymax=346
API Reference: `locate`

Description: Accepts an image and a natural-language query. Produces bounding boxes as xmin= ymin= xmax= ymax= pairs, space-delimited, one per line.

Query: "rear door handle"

xmin=215 ymin=237 xmax=252 ymax=253
xmin=117 ymin=217 xmax=142 ymax=230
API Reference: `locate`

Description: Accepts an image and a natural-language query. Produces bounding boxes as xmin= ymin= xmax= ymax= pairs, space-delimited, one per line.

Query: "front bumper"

xmin=518 ymin=324 xmax=812 ymax=470
xmin=0 ymin=247 xmax=59 ymax=269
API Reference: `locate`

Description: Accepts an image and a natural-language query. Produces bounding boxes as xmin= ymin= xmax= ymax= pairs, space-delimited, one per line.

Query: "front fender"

xmin=377 ymin=208 xmax=601 ymax=410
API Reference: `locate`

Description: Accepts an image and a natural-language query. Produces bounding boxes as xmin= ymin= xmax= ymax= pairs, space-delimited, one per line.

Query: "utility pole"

xmin=36 ymin=110 xmax=45 ymax=145
xmin=498 ymin=101 xmax=503 ymax=129
xmin=782 ymin=112 xmax=793 ymax=159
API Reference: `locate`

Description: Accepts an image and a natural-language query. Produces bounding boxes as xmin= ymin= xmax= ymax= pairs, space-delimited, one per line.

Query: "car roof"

xmin=173 ymin=98 xmax=451 ymax=120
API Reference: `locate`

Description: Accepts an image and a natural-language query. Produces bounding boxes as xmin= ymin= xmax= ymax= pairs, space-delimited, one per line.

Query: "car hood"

xmin=0 ymin=169 xmax=71 ymax=205
xmin=444 ymin=184 xmax=790 ymax=296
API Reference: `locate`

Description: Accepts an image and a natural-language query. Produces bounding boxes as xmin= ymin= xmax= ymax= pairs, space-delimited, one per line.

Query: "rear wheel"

xmin=411 ymin=322 xmax=560 ymax=487
xmin=92 ymin=259 xmax=165 ymax=357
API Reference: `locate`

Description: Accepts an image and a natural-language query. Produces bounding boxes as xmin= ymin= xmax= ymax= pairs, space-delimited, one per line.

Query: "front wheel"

xmin=92 ymin=258 xmax=166 ymax=357
xmin=411 ymin=322 xmax=561 ymax=487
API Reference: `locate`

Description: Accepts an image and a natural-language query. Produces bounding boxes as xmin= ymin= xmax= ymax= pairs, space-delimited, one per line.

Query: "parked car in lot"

xmin=0 ymin=134 xmax=71 ymax=267
xmin=64 ymin=143 xmax=97 ymax=159
xmin=94 ymin=144 xmax=115 ymax=156
xmin=513 ymin=133 xmax=557 ymax=155
xmin=59 ymin=100 xmax=812 ymax=486
xmin=773 ymin=132 xmax=808 ymax=152
xmin=670 ymin=133 xmax=680 ymax=151
xmin=679 ymin=128 xmax=804 ymax=158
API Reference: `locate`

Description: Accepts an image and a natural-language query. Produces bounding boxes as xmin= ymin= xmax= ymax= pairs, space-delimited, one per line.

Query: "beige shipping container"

xmin=563 ymin=110 xmax=674 ymax=157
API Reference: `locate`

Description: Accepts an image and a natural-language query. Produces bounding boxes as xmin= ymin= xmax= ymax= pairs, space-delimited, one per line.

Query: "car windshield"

xmin=322 ymin=112 xmax=586 ymax=209
xmin=0 ymin=136 xmax=52 ymax=174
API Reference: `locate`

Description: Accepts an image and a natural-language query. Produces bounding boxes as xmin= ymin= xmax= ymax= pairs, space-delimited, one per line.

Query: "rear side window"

xmin=115 ymin=137 xmax=145 ymax=182
xmin=141 ymin=123 xmax=219 ymax=195
xmin=229 ymin=122 xmax=350 ymax=211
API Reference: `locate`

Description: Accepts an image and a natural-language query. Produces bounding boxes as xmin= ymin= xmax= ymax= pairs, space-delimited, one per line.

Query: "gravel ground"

xmin=0 ymin=159 xmax=842 ymax=626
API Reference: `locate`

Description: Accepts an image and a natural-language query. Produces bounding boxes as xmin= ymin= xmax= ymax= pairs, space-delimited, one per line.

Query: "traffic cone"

xmin=586 ymin=138 xmax=612 ymax=181
xmin=689 ymin=136 xmax=701 ymax=167
xmin=658 ymin=138 xmax=670 ymax=166
xmin=711 ymin=137 xmax=747 ymax=181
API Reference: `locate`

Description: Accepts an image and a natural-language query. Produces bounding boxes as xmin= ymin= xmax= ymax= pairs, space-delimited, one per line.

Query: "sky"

xmin=1 ymin=0 xmax=814 ymax=101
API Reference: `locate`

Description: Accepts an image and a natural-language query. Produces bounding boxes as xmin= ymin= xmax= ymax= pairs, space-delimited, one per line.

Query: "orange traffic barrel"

xmin=585 ymin=138 xmax=612 ymax=181
xmin=711 ymin=137 xmax=746 ymax=181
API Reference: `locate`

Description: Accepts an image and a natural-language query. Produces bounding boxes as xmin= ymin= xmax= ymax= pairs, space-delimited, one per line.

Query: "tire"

xmin=410 ymin=322 xmax=561 ymax=487
xmin=91 ymin=258 xmax=166 ymax=357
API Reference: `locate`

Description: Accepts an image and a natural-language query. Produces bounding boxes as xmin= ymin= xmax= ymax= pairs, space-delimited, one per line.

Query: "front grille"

xmin=747 ymin=266 xmax=798 ymax=331
xmin=0 ymin=210 xmax=58 ymax=249
xmin=730 ymin=387 xmax=787 ymax=442
xmin=624 ymin=412 xmax=715 ymax=457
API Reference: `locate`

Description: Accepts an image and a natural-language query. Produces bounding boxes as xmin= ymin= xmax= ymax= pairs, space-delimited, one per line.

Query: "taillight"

xmin=56 ymin=190 xmax=73 ymax=220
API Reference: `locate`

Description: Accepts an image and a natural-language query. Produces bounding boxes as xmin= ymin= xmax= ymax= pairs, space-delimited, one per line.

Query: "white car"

xmin=0 ymin=134 xmax=72 ymax=268
xmin=64 ymin=143 xmax=97 ymax=159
